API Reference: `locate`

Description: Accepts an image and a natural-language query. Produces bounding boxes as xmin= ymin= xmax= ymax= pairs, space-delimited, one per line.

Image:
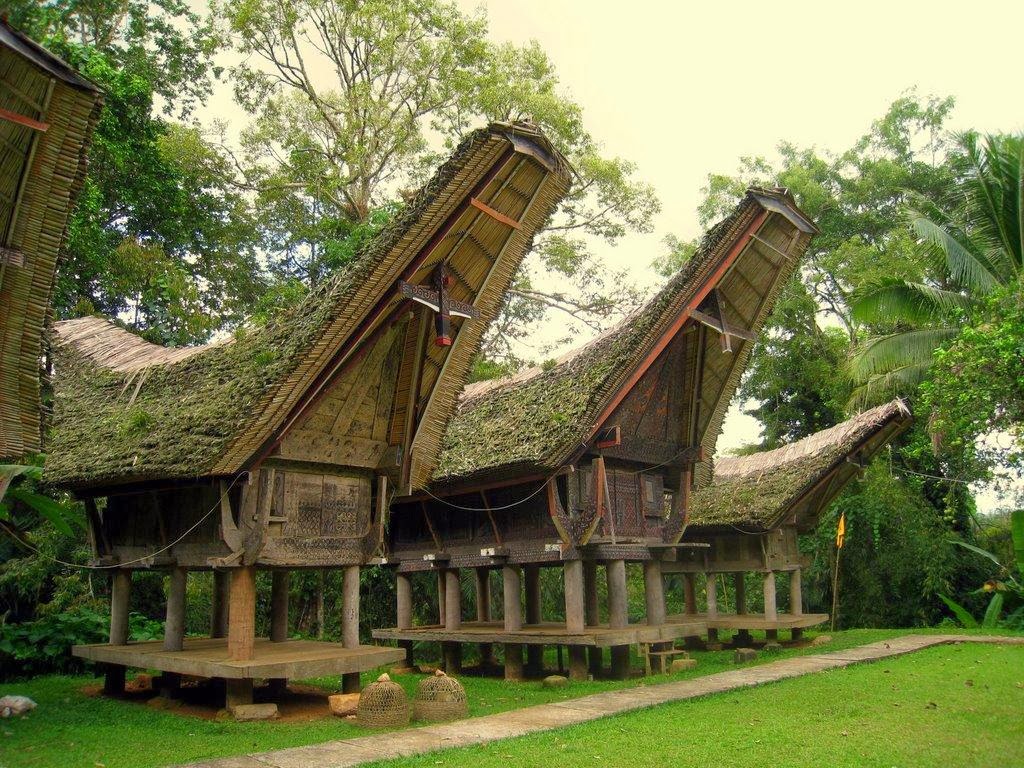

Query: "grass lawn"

xmin=0 ymin=628 xmax=1018 ymax=768
xmin=369 ymin=642 xmax=1024 ymax=768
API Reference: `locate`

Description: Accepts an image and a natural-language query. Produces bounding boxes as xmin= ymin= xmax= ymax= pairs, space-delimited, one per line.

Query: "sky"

xmin=198 ymin=0 xmax=1024 ymax=509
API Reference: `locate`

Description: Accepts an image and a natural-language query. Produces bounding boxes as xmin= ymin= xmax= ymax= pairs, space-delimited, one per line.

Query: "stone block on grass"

xmin=734 ymin=648 xmax=758 ymax=663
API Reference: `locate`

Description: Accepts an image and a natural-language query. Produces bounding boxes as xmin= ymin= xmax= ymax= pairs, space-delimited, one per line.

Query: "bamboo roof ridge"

xmin=46 ymin=122 xmax=572 ymax=490
xmin=433 ymin=188 xmax=817 ymax=487
xmin=0 ymin=19 xmax=103 ymax=460
xmin=689 ymin=399 xmax=912 ymax=531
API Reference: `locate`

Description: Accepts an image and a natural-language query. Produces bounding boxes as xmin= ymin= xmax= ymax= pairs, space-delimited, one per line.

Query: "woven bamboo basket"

xmin=356 ymin=673 xmax=410 ymax=728
xmin=412 ymin=669 xmax=468 ymax=722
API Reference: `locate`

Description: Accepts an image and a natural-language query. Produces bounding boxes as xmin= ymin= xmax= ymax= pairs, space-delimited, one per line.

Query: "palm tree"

xmin=848 ymin=132 xmax=1023 ymax=406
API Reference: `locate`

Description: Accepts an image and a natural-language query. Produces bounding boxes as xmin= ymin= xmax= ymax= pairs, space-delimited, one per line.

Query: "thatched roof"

xmin=46 ymin=122 xmax=572 ymax=490
xmin=432 ymin=188 xmax=817 ymax=487
xmin=689 ymin=399 xmax=912 ymax=532
xmin=0 ymin=20 xmax=102 ymax=459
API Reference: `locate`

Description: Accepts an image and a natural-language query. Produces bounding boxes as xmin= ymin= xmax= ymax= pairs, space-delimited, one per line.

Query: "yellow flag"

xmin=835 ymin=512 xmax=846 ymax=549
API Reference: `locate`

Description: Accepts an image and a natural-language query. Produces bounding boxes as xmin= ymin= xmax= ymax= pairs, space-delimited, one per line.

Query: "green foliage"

xmin=0 ymin=607 xmax=163 ymax=680
xmin=939 ymin=530 xmax=1024 ymax=630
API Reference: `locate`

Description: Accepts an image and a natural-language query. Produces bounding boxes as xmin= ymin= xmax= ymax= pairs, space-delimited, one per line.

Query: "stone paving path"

xmin=185 ymin=634 xmax=1024 ymax=768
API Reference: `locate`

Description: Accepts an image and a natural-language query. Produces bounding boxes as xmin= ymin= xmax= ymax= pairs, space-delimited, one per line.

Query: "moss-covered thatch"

xmin=45 ymin=122 xmax=571 ymax=490
xmin=434 ymin=188 xmax=816 ymax=485
xmin=689 ymin=400 xmax=912 ymax=531
xmin=0 ymin=20 xmax=102 ymax=460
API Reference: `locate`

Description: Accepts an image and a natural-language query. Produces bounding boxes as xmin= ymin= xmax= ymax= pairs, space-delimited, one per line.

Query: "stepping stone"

xmin=329 ymin=693 xmax=361 ymax=717
xmin=734 ymin=648 xmax=758 ymax=663
xmin=670 ymin=658 xmax=697 ymax=672
xmin=764 ymin=642 xmax=782 ymax=653
xmin=542 ymin=675 xmax=569 ymax=688
xmin=811 ymin=634 xmax=833 ymax=646
xmin=231 ymin=703 xmax=279 ymax=721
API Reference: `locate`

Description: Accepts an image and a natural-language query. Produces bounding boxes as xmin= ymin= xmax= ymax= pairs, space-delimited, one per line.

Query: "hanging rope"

xmin=3 ymin=474 xmax=243 ymax=570
xmin=420 ymin=472 xmax=559 ymax=512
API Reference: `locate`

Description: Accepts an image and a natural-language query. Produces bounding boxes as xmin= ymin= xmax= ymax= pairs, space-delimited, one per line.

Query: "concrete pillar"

xmin=211 ymin=570 xmax=230 ymax=638
xmin=227 ymin=566 xmax=256 ymax=662
xmin=104 ymin=569 xmax=131 ymax=695
xmin=606 ymin=560 xmax=629 ymax=679
xmin=790 ymin=568 xmax=803 ymax=616
xmin=502 ymin=566 xmax=523 ymax=680
xmin=270 ymin=571 xmax=290 ymax=642
xmin=475 ymin=568 xmax=494 ymax=665
xmin=763 ymin=570 xmax=778 ymax=622
xmin=341 ymin=565 xmax=361 ymax=693
xmin=643 ymin=560 xmax=666 ymax=626
xmin=584 ymin=562 xmax=602 ymax=675
xmin=162 ymin=567 xmax=187 ymax=695
xmin=734 ymin=572 xmax=747 ymax=615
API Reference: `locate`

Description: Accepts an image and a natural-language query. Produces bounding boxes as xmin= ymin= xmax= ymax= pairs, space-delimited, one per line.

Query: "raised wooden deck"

xmin=372 ymin=619 xmax=709 ymax=647
xmin=667 ymin=612 xmax=829 ymax=631
xmin=72 ymin=638 xmax=404 ymax=680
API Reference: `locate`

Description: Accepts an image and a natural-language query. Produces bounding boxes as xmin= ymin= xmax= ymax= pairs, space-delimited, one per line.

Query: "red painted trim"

xmin=583 ymin=209 xmax=770 ymax=450
xmin=0 ymin=107 xmax=48 ymax=132
xmin=470 ymin=196 xmax=521 ymax=229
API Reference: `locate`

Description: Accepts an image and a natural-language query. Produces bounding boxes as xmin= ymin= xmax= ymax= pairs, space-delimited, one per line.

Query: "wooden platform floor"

xmin=373 ymin=619 xmax=708 ymax=648
xmin=72 ymin=638 xmax=404 ymax=680
xmin=668 ymin=612 xmax=829 ymax=631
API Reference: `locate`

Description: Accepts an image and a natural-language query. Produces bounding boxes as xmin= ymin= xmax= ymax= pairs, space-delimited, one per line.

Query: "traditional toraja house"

xmin=374 ymin=188 xmax=818 ymax=680
xmin=0 ymin=20 xmax=102 ymax=459
xmin=45 ymin=123 xmax=572 ymax=708
xmin=677 ymin=399 xmax=912 ymax=644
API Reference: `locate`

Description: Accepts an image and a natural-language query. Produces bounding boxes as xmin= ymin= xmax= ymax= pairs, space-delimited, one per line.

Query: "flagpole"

xmin=830 ymin=544 xmax=841 ymax=632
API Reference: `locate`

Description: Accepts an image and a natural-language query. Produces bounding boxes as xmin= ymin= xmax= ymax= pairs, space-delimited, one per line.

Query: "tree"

xmin=850 ymin=132 xmax=1024 ymax=408
xmin=213 ymin=0 xmax=658 ymax=359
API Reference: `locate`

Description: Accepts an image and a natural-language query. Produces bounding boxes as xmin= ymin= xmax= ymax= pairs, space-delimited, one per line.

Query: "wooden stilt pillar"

xmin=268 ymin=570 xmax=290 ymax=696
xmin=437 ymin=570 xmax=446 ymax=625
xmin=227 ymin=566 xmax=257 ymax=662
xmin=683 ymin=573 xmax=697 ymax=614
xmin=524 ymin=566 xmax=542 ymax=673
xmin=607 ymin=560 xmax=630 ymax=679
xmin=763 ymin=570 xmax=778 ymax=622
xmin=584 ymin=562 xmax=602 ymax=675
xmin=104 ymin=569 xmax=131 ymax=695
xmin=396 ymin=572 xmax=415 ymax=667
xmin=225 ymin=566 xmax=256 ymax=707
xmin=568 ymin=646 xmax=587 ymax=681
xmin=341 ymin=565 xmax=361 ymax=693
xmin=160 ymin=567 xmax=187 ymax=698
xmin=790 ymin=568 xmax=803 ymax=615
xmin=734 ymin=572 xmax=747 ymax=615
xmin=502 ymin=566 xmax=523 ymax=681
xmin=475 ymin=568 xmax=494 ymax=665
xmin=270 ymin=571 xmax=290 ymax=642
xmin=643 ymin=560 xmax=666 ymax=626
xmin=164 ymin=567 xmax=187 ymax=651
xmin=564 ymin=560 xmax=585 ymax=633
xmin=442 ymin=568 xmax=462 ymax=674
xmin=704 ymin=572 xmax=719 ymax=645
xmin=211 ymin=570 xmax=230 ymax=638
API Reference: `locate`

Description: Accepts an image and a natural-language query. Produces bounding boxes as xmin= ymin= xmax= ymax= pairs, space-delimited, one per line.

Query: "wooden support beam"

xmin=437 ymin=570 xmax=447 ymax=624
xmin=164 ymin=567 xmax=187 ymax=652
xmin=683 ymin=572 xmax=697 ymax=615
xmin=475 ymin=567 xmax=495 ymax=665
xmin=104 ymin=570 xmax=131 ymax=695
xmin=470 ymin=196 xmax=522 ymax=229
xmin=524 ymin=565 xmax=543 ymax=671
xmin=504 ymin=643 xmax=524 ymax=681
xmin=568 ymin=646 xmax=588 ymax=681
xmin=211 ymin=571 xmax=230 ymax=638
xmin=607 ymin=561 xmax=628 ymax=629
xmin=227 ymin=567 xmax=256 ymax=662
xmin=480 ymin=491 xmax=503 ymax=545
xmin=271 ymin=571 xmax=290 ymax=642
xmin=584 ymin=562 xmax=602 ymax=675
xmin=502 ymin=566 xmax=522 ymax=631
